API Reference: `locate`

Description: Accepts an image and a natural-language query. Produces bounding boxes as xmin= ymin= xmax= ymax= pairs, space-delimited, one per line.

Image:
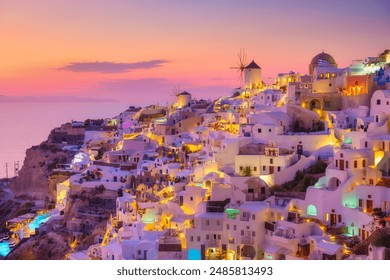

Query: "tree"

xmin=241 ymin=167 xmax=252 ymax=177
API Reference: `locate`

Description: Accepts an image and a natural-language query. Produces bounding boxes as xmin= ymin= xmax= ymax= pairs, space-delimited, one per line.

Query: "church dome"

xmin=310 ymin=52 xmax=336 ymax=65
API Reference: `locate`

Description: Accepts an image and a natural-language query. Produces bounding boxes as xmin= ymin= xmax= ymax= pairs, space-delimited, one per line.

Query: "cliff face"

xmin=6 ymin=231 xmax=71 ymax=260
xmin=10 ymin=142 xmax=73 ymax=201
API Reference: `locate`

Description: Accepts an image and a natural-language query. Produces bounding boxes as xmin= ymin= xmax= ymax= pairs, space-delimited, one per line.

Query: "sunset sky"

xmin=0 ymin=0 xmax=389 ymax=105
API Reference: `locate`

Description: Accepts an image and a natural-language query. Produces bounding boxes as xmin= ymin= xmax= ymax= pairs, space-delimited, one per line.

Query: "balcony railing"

xmin=240 ymin=216 xmax=250 ymax=222
xmin=264 ymin=221 xmax=275 ymax=232
xmin=240 ymin=236 xmax=254 ymax=245
xmin=207 ymin=239 xmax=220 ymax=247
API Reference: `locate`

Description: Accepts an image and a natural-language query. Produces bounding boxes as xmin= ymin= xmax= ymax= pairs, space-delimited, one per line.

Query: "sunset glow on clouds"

xmin=0 ymin=0 xmax=389 ymax=103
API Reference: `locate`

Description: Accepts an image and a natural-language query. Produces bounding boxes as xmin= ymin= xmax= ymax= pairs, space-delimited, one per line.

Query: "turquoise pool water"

xmin=28 ymin=213 xmax=50 ymax=231
xmin=0 ymin=242 xmax=10 ymax=257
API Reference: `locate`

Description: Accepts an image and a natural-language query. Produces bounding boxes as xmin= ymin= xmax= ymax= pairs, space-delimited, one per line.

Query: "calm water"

xmin=0 ymin=102 xmax=128 ymax=178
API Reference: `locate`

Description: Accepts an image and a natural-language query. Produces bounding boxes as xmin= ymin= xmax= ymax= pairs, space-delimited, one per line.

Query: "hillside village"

xmin=2 ymin=49 xmax=390 ymax=260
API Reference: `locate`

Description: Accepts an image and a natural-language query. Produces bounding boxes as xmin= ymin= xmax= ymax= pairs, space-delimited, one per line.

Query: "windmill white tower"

xmin=244 ymin=60 xmax=262 ymax=90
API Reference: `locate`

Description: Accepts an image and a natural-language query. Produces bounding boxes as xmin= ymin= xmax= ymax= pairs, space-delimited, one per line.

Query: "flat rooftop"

xmin=238 ymin=143 xmax=291 ymax=155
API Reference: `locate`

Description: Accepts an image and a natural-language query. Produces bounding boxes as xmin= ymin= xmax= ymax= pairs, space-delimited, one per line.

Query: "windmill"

xmin=168 ymin=85 xmax=182 ymax=111
xmin=230 ymin=48 xmax=247 ymax=87
xmin=171 ymin=85 xmax=182 ymax=98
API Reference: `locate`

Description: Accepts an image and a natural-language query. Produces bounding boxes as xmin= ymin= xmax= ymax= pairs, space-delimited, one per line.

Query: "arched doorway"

xmin=307 ymin=204 xmax=317 ymax=216
xmin=328 ymin=177 xmax=341 ymax=190
xmin=310 ymin=99 xmax=321 ymax=110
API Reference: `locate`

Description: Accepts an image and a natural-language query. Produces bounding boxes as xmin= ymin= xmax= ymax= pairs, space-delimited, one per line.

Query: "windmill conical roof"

xmin=245 ymin=60 xmax=261 ymax=69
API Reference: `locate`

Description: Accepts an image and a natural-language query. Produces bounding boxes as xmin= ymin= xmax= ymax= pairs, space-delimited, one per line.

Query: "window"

xmin=258 ymin=128 xmax=262 ymax=133
xmin=190 ymin=236 xmax=194 ymax=242
xmin=218 ymin=234 xmax=221 ymax=240
xmin=233 ymin=225 xmax=237 ymax=230
xmin=270 ymin=159 xmax=273 ymax=164
xmin=226 ymin=224 xmax=230 ymax=230
xmin=346 ymin=161 xmax=349 ymax=169
xmin=329 ymin=83 xmax=332 ymax=87
xmin=307 ymin=205 xmax=317 ymax=216
xmin=369 ymin=179 xmax=374 ymax=185
xmin=252 ymin=231 xmax=256 ymax=237
xmin=365 ymin=142 xmax=368 ymax=148
xmin=362 ymin=160 xmax=366 ymax=167
xmin=190 ymin=197 xmax=193 ymax=201
xmin=358 ymin=199 xmax=363 ymax=208
xmin=377 ymin=99 xmax=381 ymax=105
xmin=340 ymin=153 xmax=343 ymax=158
xmin=206 ymin=234 xmax=209 ymax=240
xmin=241 ymin=230 xmax=244 ymax=236
xmin=240 ymin=166 xmax=243 ymax=171
xmin=277 ymin=166 xmax=281 ymax=172
xmin=268 ymin=128 xmax=272 ymax=133
xmin=263 ymin=166 xmax=266 ymax=171
xmin=354 ymin=160 xmax=357 ymax=168
xmin=252 ymin=214 xmax=255 ymax=220
xmin=324 ymin=101 xmax=331 ymax=108
xmin=335 ymin=159 xmax=338 ymax=167
xmin=197 ymin=236 xmax=201 ymax=242
xmin=253 ymin=166 xmax=257 ymax=172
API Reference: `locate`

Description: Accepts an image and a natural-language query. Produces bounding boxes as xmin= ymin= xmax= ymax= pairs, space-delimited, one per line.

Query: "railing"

xmin=264 ymin=221 xmax=275 ymax=232
xmin=207 ymin=239 xmax=220 ymax=247
xmin=240 ymin=216 xmax=250 ymax=222
xmin=240 ymin=236 xmax=254 ymax=245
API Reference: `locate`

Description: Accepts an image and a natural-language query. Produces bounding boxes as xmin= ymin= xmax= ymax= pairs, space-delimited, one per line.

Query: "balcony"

xmin=240 ymin=236 xmax=254 ymax=245
xmin=207 ymin=239 xmax=221 ymax=248
xmin=264 ymin=221 xmax=275 ymax=232
xmin=240 ymin=216 xmax=250 ymax=222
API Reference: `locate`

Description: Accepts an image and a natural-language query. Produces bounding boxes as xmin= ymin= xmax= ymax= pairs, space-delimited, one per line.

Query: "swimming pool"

xmin=0 ymin=242 xmax=10 ymax=257
xmin=28 ymin=213 xmax=50 ymax=231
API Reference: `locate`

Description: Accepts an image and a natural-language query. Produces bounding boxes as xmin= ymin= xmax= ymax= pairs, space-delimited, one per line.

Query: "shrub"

xmin=309 ymin=160 xmax=327 ymax=174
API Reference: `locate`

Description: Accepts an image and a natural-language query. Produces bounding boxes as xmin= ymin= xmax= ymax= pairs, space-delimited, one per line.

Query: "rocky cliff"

xmin=10 ymin=142 xmax=73 ymax=202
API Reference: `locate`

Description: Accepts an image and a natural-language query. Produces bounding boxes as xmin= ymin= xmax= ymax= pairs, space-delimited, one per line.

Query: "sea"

xmin=0 ymin=102 xmax=129 ymax=179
